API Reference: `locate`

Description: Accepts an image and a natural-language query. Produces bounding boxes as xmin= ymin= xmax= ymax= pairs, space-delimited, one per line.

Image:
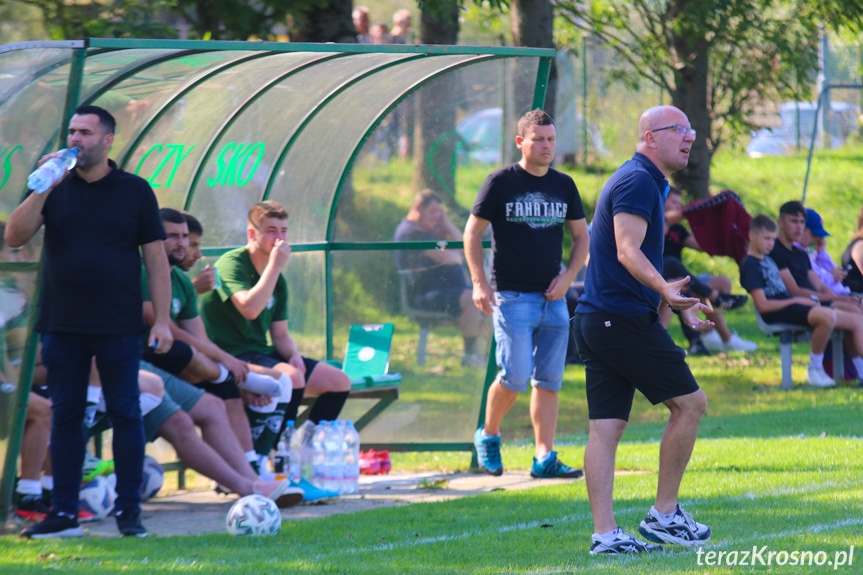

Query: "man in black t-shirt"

xmin=771 ymin=201 xmax=861 ymax=314
xmin=7 ymin=105 xmax=173 ymax=538
xmin=464 ymin=110 xmax=589 ymax=480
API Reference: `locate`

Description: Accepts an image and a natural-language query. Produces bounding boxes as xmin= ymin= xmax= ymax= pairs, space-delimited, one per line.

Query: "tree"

xmin=556 ymin=0 xmax=829 ymax=197
xmin=288 ymin=0 xmax=355 ymax=43
xmin=510 ymin=0 xmax=556 ymax=116
xmin=19 ymin=0 xmax=176 ymax=39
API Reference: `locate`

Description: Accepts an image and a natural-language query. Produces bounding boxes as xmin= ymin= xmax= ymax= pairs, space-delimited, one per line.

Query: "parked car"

xmin=746 ymin=101 xmax=860 ymax=158
xmin=456 ymin=107 xmax=608 ymax=165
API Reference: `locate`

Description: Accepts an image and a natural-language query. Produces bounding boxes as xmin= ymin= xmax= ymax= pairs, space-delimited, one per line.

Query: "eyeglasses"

xmin=651 ymin=124 xmax=696 ymax=138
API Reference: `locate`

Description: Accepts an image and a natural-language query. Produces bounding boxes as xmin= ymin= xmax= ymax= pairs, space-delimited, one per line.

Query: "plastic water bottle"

xmin=273 ymin=421 xmax=294 ymax=480
xmin=325 ymin=421 xmax=345 ymax=494
xmin=28 ymin=148 xmax=78 ymax=193
xmin=342 ymin=420 xmax=360 ymax=495
xmin=288 ymin=420 xmax=302 ymax=483
xmin=312 ymin=422 xmax=328 ymax=489
xmin=297 ymin=421 xmax=316 ymax=482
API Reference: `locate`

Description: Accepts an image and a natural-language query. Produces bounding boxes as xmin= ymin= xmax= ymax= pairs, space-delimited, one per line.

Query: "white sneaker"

xmin=701 ymin=329 xmax=725 ymax=353
xmin=724 ymin=332 xmax=758 ymax=352
xmin=806 ymin=365 xmax=836 ymax=387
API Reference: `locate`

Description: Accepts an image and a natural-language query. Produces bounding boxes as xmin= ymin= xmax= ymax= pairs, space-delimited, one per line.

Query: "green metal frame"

xmin=0 ymin=39 xmax=556 ymax=523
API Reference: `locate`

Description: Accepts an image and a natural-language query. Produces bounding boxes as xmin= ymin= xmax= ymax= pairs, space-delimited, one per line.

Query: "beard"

xmin=167 ymin=250 xmax=186 ymax=266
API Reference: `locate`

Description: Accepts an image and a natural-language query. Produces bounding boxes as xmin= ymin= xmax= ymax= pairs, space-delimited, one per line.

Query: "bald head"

xmin=638 ymin=106 xmax=684 ymax=142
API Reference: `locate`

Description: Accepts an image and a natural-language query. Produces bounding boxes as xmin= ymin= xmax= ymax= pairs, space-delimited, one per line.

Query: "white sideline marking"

xmin=310 ymin=477 xmax=862 ymax=561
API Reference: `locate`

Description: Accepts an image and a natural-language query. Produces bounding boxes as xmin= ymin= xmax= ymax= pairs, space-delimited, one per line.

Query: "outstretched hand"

xmin=680 ymin=303 xmax=715 ymax=333
xmin=661 ymin=276 xmax=701 ymax=311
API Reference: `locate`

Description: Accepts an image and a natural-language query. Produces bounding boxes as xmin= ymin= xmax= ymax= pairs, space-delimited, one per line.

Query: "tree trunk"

xmin=411 ymin=1 xmax=460 ymax=204
xmin=510 ymin=0 xmax=556 ymax=117
xmin=667 ymin=3 xmax=712 ymax=198
xmin=290 ymin=0 xmax=355 ymax=43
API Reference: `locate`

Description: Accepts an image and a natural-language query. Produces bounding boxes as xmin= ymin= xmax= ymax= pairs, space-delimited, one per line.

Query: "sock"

xmin=211 ymin=363 xmax=230 ymax=384
xmin=810 ymin=352 xmax=825 ymax=368
xmin=852 ymin=356 xmax=863 ymax=378
xmin=40 ymin=475 xmax=53 ymax=491
xmin=307 ymin=391 xmax=350 ymax=424
xmin=464 ymin=337 xmax=478 ymax=355
xmin=242 ymin=371 xmax=282 ymax=396
xmin=246 ymin=403 xmax=286 ymax=457
xmin=282 ymin=385 xmax=305 ymax=422
xmin=535 ymin=451 xmax=553 ymax=463
xmin=651 ymin=505 xmax=677 ymax=525
xmin=87 ymin=386 xmax=103 ymax=405
xmin=84 ymin=386 xmax=103 ymax=429
xmin=17 ymin=479 xmax=42 ymax=496
xmin=596 ymin=527 xmax=622 ymax=543
xmin=277 ymin=374 xmax=293 ymax=404
xmin=481 ymin=429 xmax=500 ymax=439
xmin=139 ymin=392 xmax=162 ymax=416
xmin=245 ymin=450 xmax=258 ymax=464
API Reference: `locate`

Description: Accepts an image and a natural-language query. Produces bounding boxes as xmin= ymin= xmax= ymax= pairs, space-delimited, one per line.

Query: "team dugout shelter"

xmin=0 ymin=38 xmax=555 ymax=522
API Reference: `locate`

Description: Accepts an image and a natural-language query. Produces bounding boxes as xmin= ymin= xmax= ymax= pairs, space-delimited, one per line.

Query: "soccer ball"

xmin=226 ymin=494 xmax=281 ymax=536
xmin=141 ymin=455 xmax=164 ymax=501
xmin=79 ymin=475 xmax=116 ymax=521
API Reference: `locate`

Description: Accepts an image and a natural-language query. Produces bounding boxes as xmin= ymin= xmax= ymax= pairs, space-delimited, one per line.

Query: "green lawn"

xmin=3 ymin=147 xmax=863 ymax=573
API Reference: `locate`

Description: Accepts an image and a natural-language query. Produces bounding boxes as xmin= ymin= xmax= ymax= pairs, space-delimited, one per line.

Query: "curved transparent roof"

xmin=0 ymin=39 xmax=553 ymax=454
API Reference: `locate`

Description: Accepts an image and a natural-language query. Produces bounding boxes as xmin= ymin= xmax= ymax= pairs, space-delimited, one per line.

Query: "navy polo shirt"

xmin=37 ymin=160 xmax=166 ymax=335
xmin=577 ymin=152 xmax=669 ymax=315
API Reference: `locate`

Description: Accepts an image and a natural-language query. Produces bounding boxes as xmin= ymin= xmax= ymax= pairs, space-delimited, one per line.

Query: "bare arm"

xmin=749 ymin=288 xmax=815 ymax=314
xmin=545 ymin=218 xmax=590 ymax=300
xmin=229 ymin=239 xmax=290 ymax=320
xmin=464 ymin=214 xmax=494 ymax=315
xmin=613 ymin=212 xmax=699 ymax=310
xmin=683 ymin=234 xmax=701 ymax=251
xmin=141 ymin=240 xmax=174 ymax=353
xmin=177 ymin=316 xmax=248 ymax=382
xmin=778 ymin=268 xmax=821 ymax=299
xmin=270 ymin=320 xmax=305 ymax=375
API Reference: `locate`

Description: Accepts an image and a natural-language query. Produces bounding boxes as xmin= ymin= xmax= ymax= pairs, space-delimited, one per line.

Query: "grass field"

xmin=2 ymin=146 xmax=863 ymax=573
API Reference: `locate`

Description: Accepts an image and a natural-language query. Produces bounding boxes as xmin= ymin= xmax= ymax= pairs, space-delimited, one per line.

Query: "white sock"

xmin=536 ymin=451 xmax=553 ymax=463
xmin=651 ymin=505 xmax=677 ymax=525
xmin=242 ymin=372 xmax=281 ymax=396
xmin=40 ymin=475 xmax=54 ymax=491
xmin=16 ymin=479 xmax=42 ymax=496
xmin=596 ymin=527 xmax=621 ymax=543
xmin=481 ymin=430 xmax=499 ymax=439
xmin=87 ymin=386 xmax=103 ymax=405
xmin=810 ymin=352 xmax=825 ymax=369
xmin=212 ymin=364 xmax=230 ymax=383
xmin=139 ymin=392 xmax=162 ymax=416
xmin=245 ymin=450 xmax=258 ymax=464
xmin=852 ymin=356 xmax=863 ymax=377
xmin=278 ymin=373 xmax=293 ymax=404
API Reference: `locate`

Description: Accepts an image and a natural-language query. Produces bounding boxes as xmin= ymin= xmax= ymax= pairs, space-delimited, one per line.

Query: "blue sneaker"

xmin=474 ymin=426 xmax=503 ymax=476
xmin=530 ymin=451 xmax=583 ymax=479
xmin=293 ymin=478 xmax=338 ymax=503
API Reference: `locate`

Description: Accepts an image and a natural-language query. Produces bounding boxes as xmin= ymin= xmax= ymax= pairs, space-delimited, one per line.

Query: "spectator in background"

xmin=662 ymin=187 xmax=755 ymax=355
xmin=369 ymin=23 xmax=393 ymax=45
xmin=391 ymin=10 xmax=413 ymax=44
xmin=841 ymin=206 xmax=863 ymax=294
xmin=353 ymin=6 xmax=371 ymax=43
xmin=395 ymin=190 xmax=484 ymax=367
xmin=798 ymin=208 xmax=854 ymax=298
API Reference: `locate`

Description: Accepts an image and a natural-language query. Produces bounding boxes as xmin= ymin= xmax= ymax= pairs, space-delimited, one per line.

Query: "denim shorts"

xmin=492 ymin=291 xmax=569 ymax=392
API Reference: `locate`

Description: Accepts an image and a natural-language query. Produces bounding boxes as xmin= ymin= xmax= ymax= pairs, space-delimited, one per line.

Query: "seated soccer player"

xmin=394 ymin=190 xmax=484 ymax=366
xmin=740 ymin=215 xmax=863 ymax=387
xmin=179 ymin=212 xmax=217 ymax=296
xmin=199 ymin=202 xmax=350 ymax=467
xmin=661 ymin=187 xmax=755 ymax=355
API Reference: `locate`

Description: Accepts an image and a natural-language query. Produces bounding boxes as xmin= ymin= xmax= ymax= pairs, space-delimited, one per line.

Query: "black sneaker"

xmin=687 ymin=338 xmax=711 ymax=357
xmin=14 ymin=493 xmax=51 ymax=521
xmin=638 ymin=504 xmax=711 ymax=547
xmin=115 ymin=508 xmax=148 ymax=537
xmin=21 ymin=510 xmax=83 ymax=539
xmin=715 ymin=292 xmax=748 ymax=311
xmin=589 ymin=527 xmax=665 ymax=555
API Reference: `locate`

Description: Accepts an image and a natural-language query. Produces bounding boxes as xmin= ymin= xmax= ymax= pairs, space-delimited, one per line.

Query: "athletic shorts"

xmin=412 ymin=288 xmax=465 ymax=317
xmin=760 ymin=303 xmax=812 ymax=327
xmin=235 ymin=351 xmax=319 ymax=378
xmin=140 ymin=361 xmax=204 ymax=442
xmin=572 ymin=311 xmax=700 ymax=421
xmin=141 ymin=340 xmax=194 ymax=375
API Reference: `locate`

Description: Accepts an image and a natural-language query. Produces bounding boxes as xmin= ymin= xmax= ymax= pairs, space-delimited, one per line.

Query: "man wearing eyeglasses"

xmin=572 ymin=106 xmax=714 ymax=554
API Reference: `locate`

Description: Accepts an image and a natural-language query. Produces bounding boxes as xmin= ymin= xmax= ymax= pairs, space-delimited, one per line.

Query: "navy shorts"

xmin=235 ymin=351 xmax=319 ymax=378
xmin=573 ymin=311 xmax=700 ymax=421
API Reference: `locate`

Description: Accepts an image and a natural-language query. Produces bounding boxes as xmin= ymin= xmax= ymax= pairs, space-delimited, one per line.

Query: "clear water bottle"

xmin=273 ymin=421 xmax=294 ymax=480
xmin=297 ymin=420 xmax=316 ymax=482
xmin=312 ymin=421 xmax=328 ymax=489
xmin=28 ymin=148 xmax=78 ymax=194
xmin=325 ymin=421 xmax=345 ymax=494
xmin=288 ymin=420 xmax=302 ymax=483
xmin=342 ymin=420 xmax=360 ymax=495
